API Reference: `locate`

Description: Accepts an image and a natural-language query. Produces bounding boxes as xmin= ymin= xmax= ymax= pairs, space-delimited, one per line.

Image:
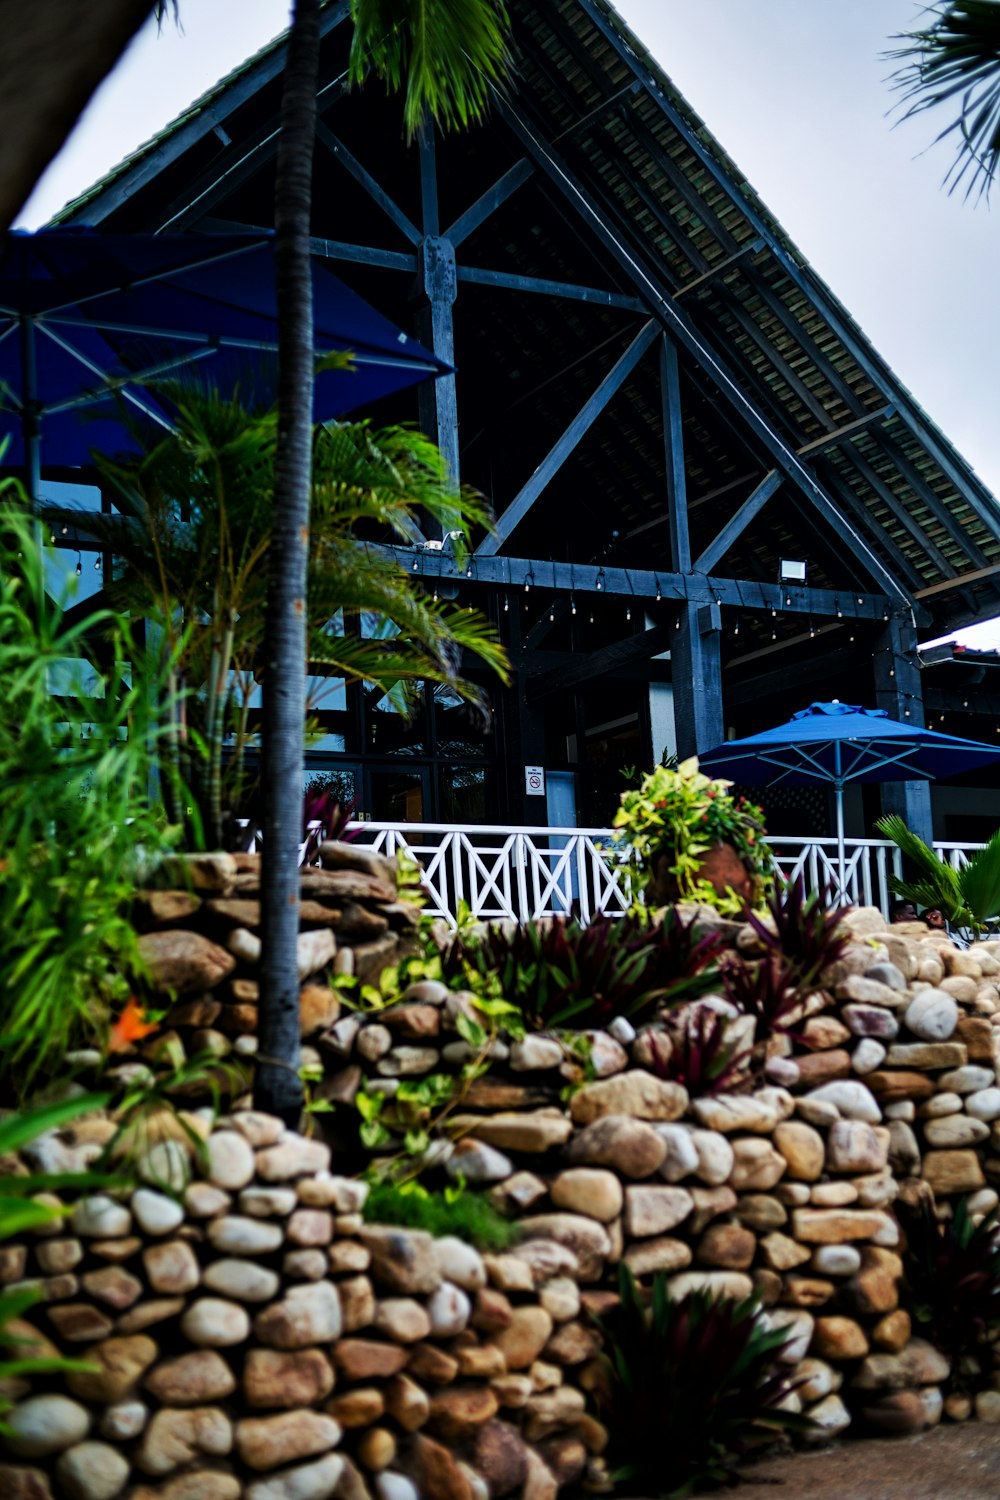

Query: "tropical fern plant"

xmin=876 ymin=813 xmax=1000 ymax=933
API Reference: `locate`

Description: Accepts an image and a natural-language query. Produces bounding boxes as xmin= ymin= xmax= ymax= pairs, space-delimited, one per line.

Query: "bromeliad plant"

xmin=441 ymin=909 xmax=726 ymax=1032
xmin=878 ymin=813 xmax=1000 ymax=935
xmin=612 ymin=757 xmax=770 ymax=915
xmin=650 ymin=1007 xmax=752 ymax=1097
xmin=899 ymin=1195 xmax=1000 ymax=1391
xmin=589 ymin=1266 xmax=811 ymax=1497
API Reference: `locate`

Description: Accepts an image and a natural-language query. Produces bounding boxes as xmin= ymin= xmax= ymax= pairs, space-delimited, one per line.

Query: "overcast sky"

xmin=17 ymin=0 xmax=1000 ymax=644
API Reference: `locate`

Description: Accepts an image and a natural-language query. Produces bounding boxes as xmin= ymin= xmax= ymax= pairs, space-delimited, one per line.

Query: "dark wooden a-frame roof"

xmin=53 ymin=0 xmax=1000 ymax=688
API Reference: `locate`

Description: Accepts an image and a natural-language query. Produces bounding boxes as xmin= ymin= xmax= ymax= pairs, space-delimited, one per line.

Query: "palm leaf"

xmin=349 ymin=0 xmax=512 ymax=138
xmin=887 ymin=2 xmax=1000 ymax=201
xmin=956 ymin=825 xmax=1000 ymax=923
xmin=877 ymin=813 xmax=966 ymax=919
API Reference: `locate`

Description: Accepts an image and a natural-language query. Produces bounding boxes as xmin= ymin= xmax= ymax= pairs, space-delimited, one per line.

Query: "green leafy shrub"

xmin=650 ymin=1008 xmax=751 ymax=1097
xmin=612 ymin=757 xmax=770 ymax=912
xmin=0 ymin=502 xmax=175 ymax=1093
xmin=589 ymin=1267 xmax=810 ymax=1496
xmin=899 ymin=1196 xmax=1000 ymax=1391
xmin=442 ymin=910 xmax=724 ymax=1031
xmin=362 ymin=1180 xmax=521 ymax=1252
xmin=0 ymin=1095 xmax=119 ymax=1418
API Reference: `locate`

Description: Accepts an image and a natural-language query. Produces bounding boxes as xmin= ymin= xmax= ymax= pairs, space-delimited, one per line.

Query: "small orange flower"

xmin=108 ymin=999 xmax=158 ymax=1053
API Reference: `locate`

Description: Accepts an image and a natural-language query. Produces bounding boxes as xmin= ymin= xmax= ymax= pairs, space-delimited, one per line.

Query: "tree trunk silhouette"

xmin=255 ymin=0 xmax=319 ymax=1122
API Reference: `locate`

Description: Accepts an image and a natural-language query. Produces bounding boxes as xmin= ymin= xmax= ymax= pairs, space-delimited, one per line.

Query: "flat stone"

xmin=866 ymin=1070 xmax=937 ymax=1103
xmin=509 ymin=1036 xmax=564 ymax=1071
xmin=760 ymin=1233 xmax=812 ymax=1272
xmin=242 ymin=1348 xmax=335 ymax=1409
xmin=565 ymin=1114 xmax=667 ymax=1179
xmin=446 ymin=1110 xmax=571 ymax=1153
xmin=966 ymin=1086 xmax=1000 ymax=1120
xmin=811 ymin=1243 xmax=862 ymax=1276
xmin=207 ymin=1216 xmax=284 ymax=1255
xmin=791 ymin=1208 xmax=896 ymax=1244
xmin=81 ymin=1265 xmax=142 ymax=1310
xmin=826 ymin=1120 xmax=889 ymax=1175
xmin=923 ymin=1114 xmax=989 ymax=1147
xmin=885 ymin=1042 xmax=967 ymax=1070
xmin=666 ymin=1270 xmax=753 ymax=1301
xmin=145 ymin=1351 xmax=236 ymax=1406
xmin=691 ymin=1095 xmax=778 ymax=1133
xmin=804 ymin=1081 xmax=881 ymax=1122
xmin=546 ymin=1168 xmax=618 ymax=1223
xmin=185 ymin=1182 xmax=232 ymax=1217
xmin=70 ymin=1196 xmax=131 ymax=1239
xmin=426 ymin=1282 xmax=471 ymax=1338
xmin=844 ymin=1247 xmax=903 ymax=1316
xmin=622 ymin=1185 xmax=693 ymax=1237
xmin=376 ymin=1046 xmax=440 ymax=1077
xmin=254 ymin=1282 xmax=342 ymax=1348
xmin=861 ymin=1388 xmax=942 ymax=1436
xmin=488 ymin=1307 xmax=553 ymax=1370
xmin=135 ymin=1406 xmax=233 ymax=1476
xmin=4 ymin=1396 xmax=90 ymax=1458
xmin=852 ymin=1338 xmax=950 ymax=1391
xmin=842 ymin=1005 xmax=899 ymax=1039
xmin=734 ymin=1193 xmax=786 ymax=1231
xmin=143 ymin=1239 xmax=200 ymax=1295
xmin=255 ymin=1138 xmax=331 ymax=1181
xmin=729 ymin=1137 xmax=787 ymax=1190
xmin=427 ymin=1386 xmax=500 ymax=1443
xmin=180 ymin=1298 xmax=251 ymax=1347
xmin=687 ymin=1129 xmax=734 ymax=1186
xmin=569 ymin=1071 xmax=688 ymax=1125
xmin=903 ymin=989 xmax=958 ymax=1041
xmin=811 ymin=1316 xmax=869 ymax=1360
xmin=206 ymin=1130 xmax=256 ymax=1189
xmin=445 ymin=1140 xmax=513 ymax=1185
xmin=244 ymin=1454 xmax=344 ymax=1500
xmin=66 ymin=1336 xmax=158 ymax=1403
xmin=131 ymin=1188 xmax=185 ymax=1236
xmin=921 ymin=1148 xmax=986 ymax=1194
xmin=360 ymin=1227 xmax=441 ymax=1295
xmin=696 ymin=1223 xmax=756 ymax=1269
xmin=518 ymin=1215 xmax=610 ymax=1279
xmin=138 ymin=930 xmax=236 ymax=993
xmin=236 ymin=1410 xmax=341 ymax=1471
xmin=938 ymin=1064 xmax=995 ymax=1093
xmin=204 ymin=1257 xmax=280 ymax=1303
xmin=653 ymin=1123 xmax=700 ymax=1182
xmin=773 ymin=1120 xmax=825 ymax=1181
xmin=54 ymin=1441 xmax=129 ymax=1500
xmin=98 ymin=1402 xmax=147 ymax=1442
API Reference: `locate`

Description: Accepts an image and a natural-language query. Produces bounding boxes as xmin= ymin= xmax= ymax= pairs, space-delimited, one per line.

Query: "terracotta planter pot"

xmin=647 ymin=839 xmax=755 ymax=910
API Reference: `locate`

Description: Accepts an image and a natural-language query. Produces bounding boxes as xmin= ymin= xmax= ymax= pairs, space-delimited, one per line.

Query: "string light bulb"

xmin=626 ymin=605 xmax=631 ymax=621
xmin=571 ymin=595 xmax=577 ymax=615
xmin=503 ymin=595 xmax=509 ymax=613
xmin=596 ymin=569 xmax=605 ymax=591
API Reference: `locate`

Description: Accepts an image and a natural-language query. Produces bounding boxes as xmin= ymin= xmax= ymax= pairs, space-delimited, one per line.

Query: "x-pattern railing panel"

xmin=265 ymin=822 xmax=987 ymax=926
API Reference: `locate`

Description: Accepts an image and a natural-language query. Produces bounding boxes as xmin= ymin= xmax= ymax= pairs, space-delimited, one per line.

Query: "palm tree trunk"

xmin=255 ymin=0 xmax=319 ymax=1122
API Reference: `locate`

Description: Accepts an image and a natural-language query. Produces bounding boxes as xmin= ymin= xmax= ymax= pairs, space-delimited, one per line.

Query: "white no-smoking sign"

xmin=524 ymin=765 xmax=545 ymax=796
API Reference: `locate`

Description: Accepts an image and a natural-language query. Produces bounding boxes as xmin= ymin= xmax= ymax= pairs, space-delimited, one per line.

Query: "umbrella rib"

xmin=45 ymin=347 xmax=219 ymax=415
xmin=36 ymin=325 xmax=176 ymax=431
xmin=40 ymin=239 xmax=267 ymax=320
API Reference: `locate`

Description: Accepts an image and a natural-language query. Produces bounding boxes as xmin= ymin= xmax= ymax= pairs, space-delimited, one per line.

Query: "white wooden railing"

xmin=323 ymin=821 xmax=984 ymax=926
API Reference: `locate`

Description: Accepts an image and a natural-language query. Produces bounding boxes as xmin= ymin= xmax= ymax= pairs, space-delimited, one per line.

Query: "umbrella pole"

xmin=835 ymin=780 xmax=847 ymax=902
xmin=19 ymin=316 xmax=41 ymax=502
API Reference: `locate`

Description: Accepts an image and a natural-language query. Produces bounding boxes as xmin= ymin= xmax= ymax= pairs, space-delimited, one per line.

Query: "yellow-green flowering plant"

xmin=612 ymin=758 xmax=771 ymax=915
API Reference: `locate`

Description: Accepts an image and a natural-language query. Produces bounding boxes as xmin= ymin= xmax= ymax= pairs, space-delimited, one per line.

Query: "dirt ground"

xmin=725 ymin=1424 xmax=1000 ymax=1499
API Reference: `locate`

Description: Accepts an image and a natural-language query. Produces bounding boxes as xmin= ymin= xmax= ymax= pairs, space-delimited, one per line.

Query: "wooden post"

xmin=874 ymin=614 xmax=933 ymax=843
xmin=672 ymin=600 xmax=723 ymax=759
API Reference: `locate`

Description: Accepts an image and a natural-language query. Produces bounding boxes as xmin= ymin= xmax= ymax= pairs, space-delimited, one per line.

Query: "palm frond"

xmin=957 ymin=825 xmax=1000 ymax=922
xmin=887 ymin=1 xmax=1000 ymax=201
xmin=349 ymin=0 xmax=512 ymax=137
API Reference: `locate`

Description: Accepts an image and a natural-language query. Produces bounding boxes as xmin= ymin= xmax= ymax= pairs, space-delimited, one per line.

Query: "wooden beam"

xmin=727 ymin=622 xmax=845 ymax=669
xmin=694 ymin=470 xmax=781 ymax=574
xmin=673 ymin=240 xmax=765 ymax=300
xmin=455 ymin=265 xmax=644 ymax=310
xmin=315 ymin=123 xmax=421 ymax=245
xmin=915 ymin=561 xmax=1000 ymax=599
xmin=444 ymin=159 xmax=535 ymax=245
xmin=389 ymin=545 xmax=913 ymax=621
xmin=476 ymin=320 xmax=659 ymax=556
xmin=796 ymin=406 xmax=896 ymax=457
xmin=727 ymin=644 xmax=858 ymax=706
xmin=661 ymin=336 xmax=690 ymax=573
xmin=489 ymin=91 xmax=916 ymax=609
xmin=200 ymin=218 xmax=417 ymax=271
xmin=673 ymin=600 xmax=723 ymax=756
xmin=875 ymin=614 xmax=933 ymax=841
xmin=526 ymin=621 xmax=675 ymax=702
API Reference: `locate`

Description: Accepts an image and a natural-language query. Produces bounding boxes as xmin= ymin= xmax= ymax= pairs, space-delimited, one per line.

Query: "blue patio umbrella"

xmin=0 ymin=228 xmax=446 ymax=496
xmin=697 ymin=701 xmax=1000 ymax=896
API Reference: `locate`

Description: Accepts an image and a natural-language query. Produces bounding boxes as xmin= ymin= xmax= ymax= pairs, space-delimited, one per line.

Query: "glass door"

xmin=366 ymin=765 xmax=430 ymax=823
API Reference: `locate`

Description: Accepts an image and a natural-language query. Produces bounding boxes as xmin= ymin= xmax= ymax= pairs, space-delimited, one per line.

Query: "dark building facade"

xmin=51 ymin=0 xmax=1000 ymax=840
